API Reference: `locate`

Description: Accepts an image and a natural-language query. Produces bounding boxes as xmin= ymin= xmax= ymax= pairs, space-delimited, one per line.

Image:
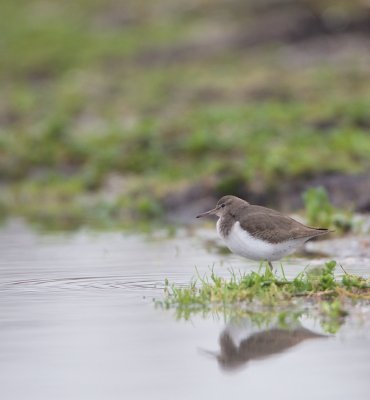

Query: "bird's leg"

xmin=268 ymin=261 xmax=274 ymax=272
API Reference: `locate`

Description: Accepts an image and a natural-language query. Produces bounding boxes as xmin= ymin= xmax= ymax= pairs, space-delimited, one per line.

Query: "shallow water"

xmin=0 ymin=221 xmax=369 ymax=400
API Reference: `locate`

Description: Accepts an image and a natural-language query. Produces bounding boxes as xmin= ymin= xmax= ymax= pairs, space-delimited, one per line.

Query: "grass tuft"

xmin=158 ymin=261 xmax=370 ymax=324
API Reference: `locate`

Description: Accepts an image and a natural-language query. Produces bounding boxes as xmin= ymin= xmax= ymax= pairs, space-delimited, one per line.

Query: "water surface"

xmin=0 ymin=221 xmax=369 ymax=400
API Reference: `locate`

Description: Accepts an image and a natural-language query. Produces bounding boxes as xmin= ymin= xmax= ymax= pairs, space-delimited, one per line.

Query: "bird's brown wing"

xmin=239 ymin=205 xmax=328 ymax=244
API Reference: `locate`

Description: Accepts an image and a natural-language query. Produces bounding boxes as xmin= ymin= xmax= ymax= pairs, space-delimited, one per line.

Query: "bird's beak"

xmin=196 ymin=206 xmax=219 ymax=218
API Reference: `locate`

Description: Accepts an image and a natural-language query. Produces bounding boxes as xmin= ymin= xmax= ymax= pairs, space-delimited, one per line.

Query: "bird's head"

xmin=196 ymin=195 xmax=248 ymax=218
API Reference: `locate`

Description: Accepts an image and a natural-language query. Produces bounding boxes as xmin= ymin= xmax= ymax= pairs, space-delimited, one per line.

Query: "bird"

xmin=196 ymin=195 xmax=330 ymax=269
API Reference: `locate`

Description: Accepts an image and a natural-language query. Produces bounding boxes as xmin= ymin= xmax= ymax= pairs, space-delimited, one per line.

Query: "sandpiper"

xmin=196 ymin=195 xmax=330 ymax=269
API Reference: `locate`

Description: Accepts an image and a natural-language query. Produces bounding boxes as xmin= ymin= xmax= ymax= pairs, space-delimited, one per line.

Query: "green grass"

xmin=158 ymin=261 xmax=370 ymax=330
xmin=1 ymin=0 xmax=370 ymax=229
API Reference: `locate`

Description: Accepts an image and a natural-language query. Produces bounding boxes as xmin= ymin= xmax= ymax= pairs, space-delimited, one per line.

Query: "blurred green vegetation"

xmin=1 ymin=0 xmax=370 ymax=229
xmin=303 ymin=187 xmax=354 ymax=232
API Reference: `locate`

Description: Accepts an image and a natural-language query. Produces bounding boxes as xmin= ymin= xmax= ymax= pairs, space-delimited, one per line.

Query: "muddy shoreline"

xmin=164 ymin=171 xmax=370 ymax=223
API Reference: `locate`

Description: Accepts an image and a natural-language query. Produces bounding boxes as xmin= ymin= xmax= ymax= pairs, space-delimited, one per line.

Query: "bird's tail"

xmin=311 ymin=227 xmax=334 ymax=236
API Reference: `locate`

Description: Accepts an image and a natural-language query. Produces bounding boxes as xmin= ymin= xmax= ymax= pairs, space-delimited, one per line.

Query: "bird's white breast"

xmin=217 ymin=220 xmax=307 ymax=262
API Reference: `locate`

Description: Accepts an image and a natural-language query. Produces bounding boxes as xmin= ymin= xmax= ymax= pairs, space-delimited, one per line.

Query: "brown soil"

xmin=163 ymin=172 xmax=370 ymax=223
xmin=136 ymin=8 xmax=370 ymax=66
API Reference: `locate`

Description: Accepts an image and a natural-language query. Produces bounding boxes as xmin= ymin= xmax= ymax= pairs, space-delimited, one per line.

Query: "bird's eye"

xmin=221 ymin=204 xmax=225 ymax=208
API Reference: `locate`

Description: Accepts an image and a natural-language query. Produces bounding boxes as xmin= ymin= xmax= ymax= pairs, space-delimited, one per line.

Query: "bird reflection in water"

xmin=205 ymin=318 xmax=328 ymax=371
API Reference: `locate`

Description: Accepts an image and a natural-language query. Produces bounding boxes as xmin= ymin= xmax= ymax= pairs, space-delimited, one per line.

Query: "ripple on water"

xmin=0 ymin=271 xmax=191 ymax=293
